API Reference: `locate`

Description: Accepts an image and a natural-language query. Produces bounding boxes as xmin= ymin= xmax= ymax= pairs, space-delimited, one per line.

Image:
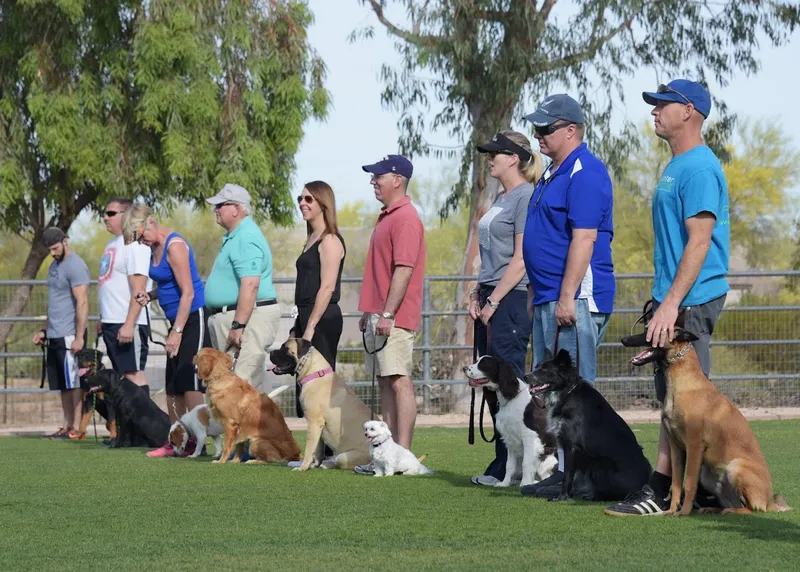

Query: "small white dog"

xmin=364 ymin=420 xmax=433 ymax=476
xmin=169 ymin=404 xmax=224 ymax=458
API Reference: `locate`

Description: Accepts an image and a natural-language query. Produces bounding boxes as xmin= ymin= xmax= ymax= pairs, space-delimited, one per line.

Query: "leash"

xmin=362 ymin=324 xmax=388 ymax=421
xmin=468 ymin=310 xmax=496 ymax=445
xmin=145 ymin=305 xmax=166 ymax=348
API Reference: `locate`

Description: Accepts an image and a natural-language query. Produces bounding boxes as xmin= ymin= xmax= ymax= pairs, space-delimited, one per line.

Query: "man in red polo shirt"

xmin=355 ymin=154 xmax=426 ymax=474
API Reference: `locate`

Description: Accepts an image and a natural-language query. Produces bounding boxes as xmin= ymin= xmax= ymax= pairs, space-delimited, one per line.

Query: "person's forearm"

xmin=559 ymin=235 xmax=595 ymax=302
xmin=172 ymin=290 xmax=194 ymax=331
xmin=306 ymin=285 xmax=335 ymax=331
xmin=487 ymin=257 xmax=527 ymax=302
xmin=75 ymin=299 xmax=88 ymax=340
xmin=383 ymin=266 xmax=413 ymax=315
xmin=234 ymin=280 xmax=259 ymax=324
xmin=124 ymin=276 xmax=148 ymax=327
xmin=661 ymin=238 xmax=711 ymax=308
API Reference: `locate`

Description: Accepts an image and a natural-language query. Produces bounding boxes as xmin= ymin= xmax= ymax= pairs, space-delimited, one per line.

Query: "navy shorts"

xmin=45 ymin=334 xmax=86 ymax=391
xmin=166 ymin=308 xmax=211 ymax=395
xmin=102 ymin=323 xmax=150 ymax=373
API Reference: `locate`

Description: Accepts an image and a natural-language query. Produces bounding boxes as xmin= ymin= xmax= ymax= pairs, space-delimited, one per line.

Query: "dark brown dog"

xmin=622 ymin=328 xmax=790 ymax=515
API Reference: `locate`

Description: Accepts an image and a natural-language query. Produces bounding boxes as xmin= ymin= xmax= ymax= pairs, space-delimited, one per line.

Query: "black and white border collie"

xmin=464 ymin=355 xmax=558 ymax=487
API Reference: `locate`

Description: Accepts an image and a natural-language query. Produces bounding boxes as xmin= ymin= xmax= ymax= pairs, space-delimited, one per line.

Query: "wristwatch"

xmin=231 ymin=320 xmax=247 ymax=330
xmin=486 ymin=298 xmax=500 ymax=310
xmin=381 ymin=311 xmax=395 ymax=320
xmin=173 ymin=326 xmax=183 ymax=334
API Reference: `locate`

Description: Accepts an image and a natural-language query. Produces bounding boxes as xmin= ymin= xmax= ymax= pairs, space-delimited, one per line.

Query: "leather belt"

xmin=207 ymin=299 xmax=277 ymax=316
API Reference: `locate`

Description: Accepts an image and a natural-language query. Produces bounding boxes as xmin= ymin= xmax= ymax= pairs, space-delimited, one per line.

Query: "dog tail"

xmin=417 ymin=454 xmax=428 ymax=463
xmin=267 ymin=385 xmax=291 ymax=399
xmin=768 ymin=494 xmax=792 ymax=512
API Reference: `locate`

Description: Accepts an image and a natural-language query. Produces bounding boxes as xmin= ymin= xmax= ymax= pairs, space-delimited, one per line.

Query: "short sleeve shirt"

xmin=204 ymin=216 xmax=277 ymax=308
xmin=47 ymin=252 xmax=91 ymax=338
xmin=358 ymin=196 xmax=426 ymax=331
xmin=98 ymin=235 xmax=150 ymax=324
xmin=652 ymin=145 xmax=730 ymax=305
xmin=477 ymin=182 xmax=533 ymax=290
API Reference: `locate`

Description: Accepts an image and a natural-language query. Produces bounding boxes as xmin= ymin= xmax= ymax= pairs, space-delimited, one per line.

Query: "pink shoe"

xmin=146 ymin=442 xmax=175 ymax=457
xmin=178 ymin=438 xmax=198 ymax=458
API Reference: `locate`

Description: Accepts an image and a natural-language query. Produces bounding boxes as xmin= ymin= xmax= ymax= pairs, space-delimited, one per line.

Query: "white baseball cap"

xmin=206 ymin=183 xmax=252 ymax=206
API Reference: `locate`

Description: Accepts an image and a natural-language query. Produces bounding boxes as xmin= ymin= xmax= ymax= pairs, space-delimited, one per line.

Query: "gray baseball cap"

xmin=206 ymin=183 xmax=252 ymax=206
xmin=42 ymin=227 xmax=67 ymax=247
xmin=525 ymin=94 xmax=585 ymax=127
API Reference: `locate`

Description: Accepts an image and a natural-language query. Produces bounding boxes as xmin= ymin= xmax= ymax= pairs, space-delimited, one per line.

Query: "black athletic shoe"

xmin=520 ymin=470 xmax=563 ymax=497
xmin=604 ymin=485 xmax=669 ymax=516
xmin=102 ymin=438 xmax=117 ymax=447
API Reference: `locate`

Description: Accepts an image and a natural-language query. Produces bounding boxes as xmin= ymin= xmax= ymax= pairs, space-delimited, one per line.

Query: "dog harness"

xmin=299 ymin=367 xmax=333 ymax=386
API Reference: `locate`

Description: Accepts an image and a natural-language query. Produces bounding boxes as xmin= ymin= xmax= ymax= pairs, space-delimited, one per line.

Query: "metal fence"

xmin=2 ymin=271 xmax=799 ymax=426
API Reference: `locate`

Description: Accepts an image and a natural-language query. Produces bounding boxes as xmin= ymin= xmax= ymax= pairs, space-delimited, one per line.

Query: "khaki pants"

xmin=208 ymin=303 xmax=281 ymax=391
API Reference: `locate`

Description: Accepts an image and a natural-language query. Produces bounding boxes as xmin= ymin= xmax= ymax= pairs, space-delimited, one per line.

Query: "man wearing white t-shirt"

xmin=98 ymin=197 xmax=151 ymax=388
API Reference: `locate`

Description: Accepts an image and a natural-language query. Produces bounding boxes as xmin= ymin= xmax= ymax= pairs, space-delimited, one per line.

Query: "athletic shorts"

xmin=166 ymin=308 xmax=211 ymax=395
xmin=102 ymin=323 xmax=150 ymax=373
xmin=46 ymin=335 xmax=83 ymax=391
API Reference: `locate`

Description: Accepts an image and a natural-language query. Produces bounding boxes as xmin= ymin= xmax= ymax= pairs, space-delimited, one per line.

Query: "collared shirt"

xmin=204 ymin=216 xmax=277 ymax=308
xmin=652 ymin=145 xmax=729 ymax=305
xmin=522 ymin=143 xmax=615 ymax=314
xmin=358 ymin=196 xmax=426 ymax=331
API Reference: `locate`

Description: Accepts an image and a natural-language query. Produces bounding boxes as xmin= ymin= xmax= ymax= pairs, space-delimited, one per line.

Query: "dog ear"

xmin=675 ymin=309 xmax=686 ymax=328
xmin=379 ymin=421 xmax=389 ymax=430
xmin=296 ymin=338 xmax=312 ymax=358
xmin=555 ymin=348 xmax=573 ymax=366
xmin=673 ymin=327 xmax=699 ymax=343
xmin=543 ymin=347 xmax=554 ymax=362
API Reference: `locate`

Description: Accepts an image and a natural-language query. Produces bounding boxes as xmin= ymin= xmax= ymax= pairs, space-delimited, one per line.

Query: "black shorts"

xmin=46 ymin=333 xmax=86 ymax=391
xmin=166 ymin=308 xmax=211 ymax=395
xmin=102 ymin=323 xmax=150 ymax=373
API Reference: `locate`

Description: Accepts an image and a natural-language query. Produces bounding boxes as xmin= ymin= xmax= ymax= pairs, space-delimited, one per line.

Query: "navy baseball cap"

xmin=362 ymin=154 xmax=414 ymax=179
xmin=642 ymin=80 xmax=712 ymax=118
xmin=525 ymin=94 xmax=585 ymax=127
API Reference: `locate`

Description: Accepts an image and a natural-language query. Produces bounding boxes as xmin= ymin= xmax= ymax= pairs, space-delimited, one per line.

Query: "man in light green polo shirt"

xmin=205 ymin=183 xmax=280 ymax=390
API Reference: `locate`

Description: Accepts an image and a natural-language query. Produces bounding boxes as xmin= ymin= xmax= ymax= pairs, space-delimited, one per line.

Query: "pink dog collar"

xmin=299 ymin=367 xmax=333 ymax=385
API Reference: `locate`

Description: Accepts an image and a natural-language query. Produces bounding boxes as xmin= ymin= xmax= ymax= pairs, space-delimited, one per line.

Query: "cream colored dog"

xmin=269 ymin=339 xmax=372 ymax=470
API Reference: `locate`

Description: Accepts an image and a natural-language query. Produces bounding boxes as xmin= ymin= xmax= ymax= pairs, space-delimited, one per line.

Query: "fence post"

xmin=422 ymin=277 xmax=431 ymax=414
xmin=3 ymin=340 xmax=7 ymax=424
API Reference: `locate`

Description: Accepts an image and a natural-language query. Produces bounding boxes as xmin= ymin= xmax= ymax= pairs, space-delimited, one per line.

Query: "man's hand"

xmin=227 ymin=327 xmax=243 ymax=349
xmin=32 ymin=331 xmax=46 ymax=346
xmin=555 ymin=297 xmax=577 ymax=326
xmin=479 ymin=303 xmax=496 ymax=326
xmin=358 ymin=312 xmax=370 ymax=333
xmin=646 ymin=302 xmax=679 ymax=348
xmin=376 ymin=316 xmax=394 ymax=337
xmin=135 ymin=291 xmax=151 ymax=307
xmin=468 ymin=299 xmax=481 ymax=321
xmin=117 ymin=323 xmax=134 ymax=344
xmin=70 ymin=336 xmax=85 ymax=353
xmin=96 ymin=321 xmax=102 ymax=335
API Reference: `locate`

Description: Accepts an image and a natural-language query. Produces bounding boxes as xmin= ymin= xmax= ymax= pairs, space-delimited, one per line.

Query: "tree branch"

xmin=365 ymin=0 xmax=449 ymax=48
xmin=541 ymin=12 xmax=637 ymax=71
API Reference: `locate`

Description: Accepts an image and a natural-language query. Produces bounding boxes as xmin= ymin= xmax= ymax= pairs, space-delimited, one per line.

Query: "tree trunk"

xmin=0 ymin=240 xmax=51 ymax=345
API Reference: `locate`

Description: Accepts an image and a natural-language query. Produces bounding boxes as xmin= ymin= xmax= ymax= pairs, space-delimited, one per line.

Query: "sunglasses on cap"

xmin=534 ymin=122 xmax=573 ymax=137
xmin=656 ymin=84 xmax=691 ymax=105
xmin=297 ymin=194 xmax=315 ymax=205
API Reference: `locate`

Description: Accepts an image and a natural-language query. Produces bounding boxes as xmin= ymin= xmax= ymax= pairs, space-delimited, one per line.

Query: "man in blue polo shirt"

xmin=606 ymin=80 xmax=729 ymax=517
xmin=205 ymin=184 xmax=280 ymax=391
xmin=520 ymin=94 xmax=615 ymax=498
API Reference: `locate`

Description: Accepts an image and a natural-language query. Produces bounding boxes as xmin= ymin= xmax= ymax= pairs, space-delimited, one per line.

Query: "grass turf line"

xmin=1 ymin=421 xmax=798 ymax=571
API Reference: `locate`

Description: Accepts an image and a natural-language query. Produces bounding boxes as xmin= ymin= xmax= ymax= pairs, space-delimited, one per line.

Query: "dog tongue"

xmin=265 ymin=363 xmax=276 ymax=372
xmin=77 ymin=367 xmax=90 ymax=377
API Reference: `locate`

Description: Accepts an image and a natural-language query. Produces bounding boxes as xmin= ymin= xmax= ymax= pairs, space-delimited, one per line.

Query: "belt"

xmin=208 ymin=299 xmax=277 ymax=316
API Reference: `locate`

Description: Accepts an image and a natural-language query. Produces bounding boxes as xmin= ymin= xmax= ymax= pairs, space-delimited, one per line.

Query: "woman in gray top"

xmin=469 ymin=130 xmax=543 ymax=486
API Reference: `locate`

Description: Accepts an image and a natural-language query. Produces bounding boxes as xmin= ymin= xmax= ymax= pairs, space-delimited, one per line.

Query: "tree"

xmin=0 ymin=0 xmax=329 ymax=344
xmin=354 ymin=0 xmax=800 ymax=298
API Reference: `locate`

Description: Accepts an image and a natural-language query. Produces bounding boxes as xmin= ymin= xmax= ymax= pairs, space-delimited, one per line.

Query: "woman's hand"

xmin=165 ymin=330 xmax=182 ymax=359
xmin=302 ymin=324 xmax=316 ymax=343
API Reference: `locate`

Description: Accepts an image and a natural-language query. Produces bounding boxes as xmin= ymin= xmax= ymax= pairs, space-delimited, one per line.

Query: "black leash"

xmin=144 ymin=305 xmax=166 ymax=348
xmin=362 ymin=326 xmax=388 ymax=421
xmin=468 ymin=315 xmax=496 ymax=445
xmin=39 ymin=333 xmax=48 ymax=389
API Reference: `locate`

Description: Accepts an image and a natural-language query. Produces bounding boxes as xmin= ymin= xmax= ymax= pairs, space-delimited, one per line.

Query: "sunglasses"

xmin=214 ymin=202 xmax=237 ymax=210
xmin=105 ymin=210 xmax=121 ymax=217
xmin=534 ymin=122 xmax=572 ymax=137
xmin=297 ymin=195 xmax=315 ymax=205
xmin=487 ymin=150 xmax=514 ymax=159
xmin=656 ymin=84 xmax=691 ymax=105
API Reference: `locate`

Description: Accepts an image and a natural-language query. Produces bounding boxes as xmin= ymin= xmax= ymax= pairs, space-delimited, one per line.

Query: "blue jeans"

xmin=532 ymin=299 xmax=610 ymax=383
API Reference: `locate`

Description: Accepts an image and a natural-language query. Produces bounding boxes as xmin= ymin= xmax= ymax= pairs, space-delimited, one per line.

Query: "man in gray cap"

xmin=32 ymin=227 xmax=91 ymax=438
xmin=520 ymin=94 xmax=616 ymax=498
xmin=204 ymin=184 xmax=280 ymax=390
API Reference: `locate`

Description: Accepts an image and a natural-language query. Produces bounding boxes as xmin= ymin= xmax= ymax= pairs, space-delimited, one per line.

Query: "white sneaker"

xmin=471 ymin=474 xmax=501 ymax=486
xmin=287 ymin=460 xmax=303 ymax=469
xmin=353 ymin=462 xmax=375 ymax=475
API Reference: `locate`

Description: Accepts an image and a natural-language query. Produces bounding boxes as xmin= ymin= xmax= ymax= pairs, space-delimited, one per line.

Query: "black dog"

xmin=524 ymin=349 xmax=651 ymax=501
xmin=76 ymin=349 xmax=116 ymax=439
xmin=84 ymin=370 xmax=169 ymax=448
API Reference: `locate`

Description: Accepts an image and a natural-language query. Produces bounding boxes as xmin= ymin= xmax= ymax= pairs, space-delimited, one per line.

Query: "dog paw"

xmin=549 ymin=494 xmax=570 ymax=502
xmin=293 ymin=465 xmax=310 ymax=472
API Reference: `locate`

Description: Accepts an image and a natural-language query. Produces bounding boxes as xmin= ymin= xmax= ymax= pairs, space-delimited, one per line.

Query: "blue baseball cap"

xmin=361 ymin=154 xmax=414 ymax=179
xmin=524 ymin=94 xmax=585 ymax=126
xmin=642 ymin=80 xmax=712 ymax=118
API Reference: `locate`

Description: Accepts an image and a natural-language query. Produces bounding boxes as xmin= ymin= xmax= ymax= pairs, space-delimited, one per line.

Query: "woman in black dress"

xmin=290 ymin=179 xmax=346 ymax=370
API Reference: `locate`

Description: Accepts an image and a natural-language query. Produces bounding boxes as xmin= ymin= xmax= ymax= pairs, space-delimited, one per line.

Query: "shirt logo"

xmin=98 ymin=247 xmax=115 ymax=285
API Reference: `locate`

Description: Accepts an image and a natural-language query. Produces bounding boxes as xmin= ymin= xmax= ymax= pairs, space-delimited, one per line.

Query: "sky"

xmin=293 ymin=0 xmax=800 ymax=212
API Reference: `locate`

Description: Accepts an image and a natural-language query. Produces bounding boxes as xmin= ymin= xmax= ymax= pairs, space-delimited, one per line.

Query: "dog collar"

xmin=370 ymin=440 xmax=383 ymax=447
xmin=299 ymin=366 xmax=333 ymax=385
xmin=294 ymin=345 xmax=316 ymax=376
xmin=666 ymin=343 xmax=693 ymax=365
xmin=176 ymin=418 xmax=191 ymax=436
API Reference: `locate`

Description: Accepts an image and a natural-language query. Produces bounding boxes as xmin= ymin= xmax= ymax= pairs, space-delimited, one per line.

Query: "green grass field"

xmin=2 ymin=421 xmax=799 ymax=571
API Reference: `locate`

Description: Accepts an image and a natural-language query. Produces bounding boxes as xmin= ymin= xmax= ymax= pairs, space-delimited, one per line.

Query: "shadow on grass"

xmin=700 ymin=512 xmax=800 ymax=543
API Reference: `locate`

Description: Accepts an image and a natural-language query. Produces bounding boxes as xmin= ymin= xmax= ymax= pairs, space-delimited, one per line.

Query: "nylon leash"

xmin=362 ymin=324 xmax=388 ymax=422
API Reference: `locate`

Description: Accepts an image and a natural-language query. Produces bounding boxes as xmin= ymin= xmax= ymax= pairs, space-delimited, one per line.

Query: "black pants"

xmin=475 ymin=286 xmax=532 ymax=480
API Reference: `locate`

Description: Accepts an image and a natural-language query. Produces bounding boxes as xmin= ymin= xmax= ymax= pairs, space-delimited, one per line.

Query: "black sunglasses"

xmin=487 ymin=150 xmax=514 ymax=159
xmin=105 ymin=210 xmax=121 ymax=217
xmin=297 ymin=195 xmax=315 ymax=205
xmin=214 ymin=202 xmax=237 ymax=210
xmin=534 ymin=122 xmax=573 ymax=137
xmin=656 ymin=84 xmax=691 ymax=105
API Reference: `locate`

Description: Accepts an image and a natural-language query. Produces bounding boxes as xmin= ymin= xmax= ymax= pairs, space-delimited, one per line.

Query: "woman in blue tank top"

xmin=122 ymin=204 xmax=211 ymax=458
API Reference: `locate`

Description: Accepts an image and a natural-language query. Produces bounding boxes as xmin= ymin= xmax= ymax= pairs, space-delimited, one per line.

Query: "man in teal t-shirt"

xmin=205 ymin=184 xmax=280 ymax=390
xmin=606 ymin=79 xmax=730 ymax=517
